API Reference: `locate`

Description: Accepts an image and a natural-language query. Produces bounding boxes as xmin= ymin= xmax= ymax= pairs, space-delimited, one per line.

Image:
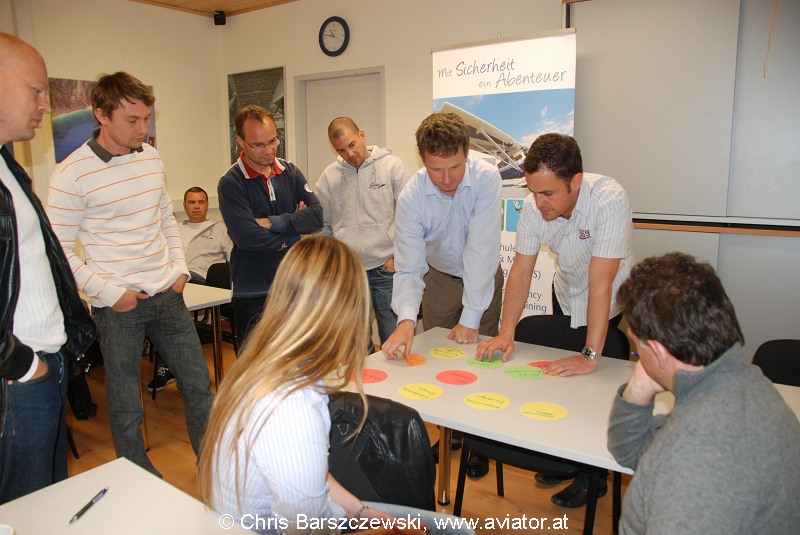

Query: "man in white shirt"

xmin=0 ymin=32 xmax=95 ymax=503
xmin=179 ymin=186 xmax=232 ymax=284
xmin=148 ymin=186 xmax=232 ymax=392
xmin=476 ymin=133 xmax=634 ymax=507
xmin=47 ymin=72 xmax=212 ymax=477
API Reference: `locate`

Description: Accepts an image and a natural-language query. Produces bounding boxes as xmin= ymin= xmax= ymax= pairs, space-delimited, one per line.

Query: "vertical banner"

xmin=432 ymin=30 xmax=576 ymax=321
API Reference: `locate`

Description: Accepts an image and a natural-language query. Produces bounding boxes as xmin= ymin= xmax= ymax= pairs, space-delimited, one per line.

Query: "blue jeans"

xmin=93 ymin=290 xmax=212 ymax=476
xmin=367 ymin=267 xmax=397 ymax=347
xmin=0 ymin=351 xmax=67 ymax=504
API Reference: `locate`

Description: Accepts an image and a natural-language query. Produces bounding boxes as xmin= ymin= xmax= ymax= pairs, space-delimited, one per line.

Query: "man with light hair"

xmin=47 ymin=71 xmax=212 ymax=477
xmin=1 ymin=32 xmax=95 ymax=503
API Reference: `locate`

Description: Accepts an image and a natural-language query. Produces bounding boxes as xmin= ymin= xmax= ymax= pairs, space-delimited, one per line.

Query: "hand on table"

xmin=447 ymin=324 xmax=478 ymax=344
xmin=544 ymin=354 xmax=598 ymax=377
xmin=475 ymin=332 xmax=515 ymax=362
xmin=382 ymin=320 xmax=415 ymax=361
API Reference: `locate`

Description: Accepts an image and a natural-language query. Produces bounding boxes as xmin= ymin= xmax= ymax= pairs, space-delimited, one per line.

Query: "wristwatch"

xmin=581 ymin=346 xmax=599 ymax=362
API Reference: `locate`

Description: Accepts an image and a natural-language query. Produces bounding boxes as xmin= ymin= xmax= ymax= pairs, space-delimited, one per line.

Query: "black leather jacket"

xmin=0 ymin=147 xmax=96 ymax=383
xmin=328 ymin=391 xmax=436 ymax=511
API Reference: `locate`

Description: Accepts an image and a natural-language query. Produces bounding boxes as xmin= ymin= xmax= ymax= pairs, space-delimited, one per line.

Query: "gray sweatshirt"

xmin=608 ymin=343 xmax=800 ymax=534
xmin=316 ymin=146 xmax=410 ymax=269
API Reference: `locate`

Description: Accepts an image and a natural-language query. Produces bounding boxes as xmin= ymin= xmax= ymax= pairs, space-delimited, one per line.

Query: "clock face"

xmin=319 ymin=16 xmax=350 ymax=57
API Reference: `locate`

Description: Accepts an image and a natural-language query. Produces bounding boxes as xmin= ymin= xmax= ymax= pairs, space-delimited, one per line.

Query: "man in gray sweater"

xmin=608 ymin=252 xmax=800 ymax=534
xmin=317 ymin=117 xmax=410 ymax=352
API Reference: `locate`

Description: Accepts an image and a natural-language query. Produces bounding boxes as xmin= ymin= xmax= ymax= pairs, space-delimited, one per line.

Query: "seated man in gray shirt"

xmin=149 ymin=186 xmax=232 ymax=392
xmin=608 ymin=252 xmax=800 ymax=534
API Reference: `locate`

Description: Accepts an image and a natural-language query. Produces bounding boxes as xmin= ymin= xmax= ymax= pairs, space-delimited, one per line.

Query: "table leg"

xmin=211 ymin=305 xmax=223 ymax=389
xmin=583 ymin=468 xmax=600 ymax=535
xmin=437 ymin=426 xmax=452 ymax=505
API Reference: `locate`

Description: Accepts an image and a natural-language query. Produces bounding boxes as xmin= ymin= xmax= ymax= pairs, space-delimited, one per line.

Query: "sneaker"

xmin=551 ymin=476 xmax=607 ymax=509
xmin=147 ymin=367 xmax=176 ymax=392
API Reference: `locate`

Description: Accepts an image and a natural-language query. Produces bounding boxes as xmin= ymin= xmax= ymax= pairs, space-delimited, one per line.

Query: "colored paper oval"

xmin=399 ymin=383 xmax=444 ymax=400
xmin=406 ymin=354 xmax=427 ymax=366
xmin=360 ymin=369 xmax=388 ymax=384
xmin=465 ymin=357 xmax=504 ymax=369
xmin=528 ymin=360 xmax=553 ymax=369
xmin=520 ymin=402 xmax=569 ymax=421
xmin=505 ymin=366 xmax=545 ymax=380
xmin=436 ymin=370 xmax=478 ymax=385
xmin=428 ymin=347 xmax=466 ymax=359
xmin=464 ymin=392 xmax=511 ymax=410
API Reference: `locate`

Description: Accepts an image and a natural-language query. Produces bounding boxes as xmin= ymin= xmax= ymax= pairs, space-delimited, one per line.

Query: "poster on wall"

xmin=48 ymin=78 xmax=158 ymax=163
xmin=432 ymin=30 xmax=575 ymax=321
xmin=227 ymin=68 xmax=285 ymax=164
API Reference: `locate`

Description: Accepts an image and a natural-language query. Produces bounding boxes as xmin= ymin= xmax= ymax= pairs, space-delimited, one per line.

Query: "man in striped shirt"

xmin=476 ymin=133 xmax=634 ymax=508
xmin=47 ymin=72 xmax=213 ymax=477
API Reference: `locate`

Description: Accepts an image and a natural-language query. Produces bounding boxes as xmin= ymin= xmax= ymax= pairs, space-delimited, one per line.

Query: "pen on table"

xmin=69 ymin=486 xmax=108 ymax=525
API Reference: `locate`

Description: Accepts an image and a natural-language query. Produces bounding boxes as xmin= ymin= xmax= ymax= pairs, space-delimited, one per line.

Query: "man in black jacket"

xmin=0 ymin=32 xmax=96 ymax=504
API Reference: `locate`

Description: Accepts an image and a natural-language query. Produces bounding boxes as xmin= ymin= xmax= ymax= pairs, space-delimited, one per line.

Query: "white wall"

xmin=8 ymin=0 xmax=798 ymax=351
xmin=10 ymin=0 xmax=228 ymax=203
xmin=219 ymin=0 xmax=563 ymax=173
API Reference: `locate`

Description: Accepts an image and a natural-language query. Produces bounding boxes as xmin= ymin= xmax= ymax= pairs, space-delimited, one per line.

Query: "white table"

xmin=0 ymin=458 xmax=249 ymax=534
xmin=183 ymin=283 xmax=232 ymax=388
xmin=359 ymin=328 xmax=800 ymax=519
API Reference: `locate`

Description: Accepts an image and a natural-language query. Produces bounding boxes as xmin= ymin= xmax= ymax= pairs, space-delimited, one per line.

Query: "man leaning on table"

xmin=0 ymin=33 xmax=96 ymax=504
xmin=608 ymin=252 xmax=800 ymax=534
xmin=382 ymin=112 xmax=503 ymax=479
xmin=46 ymin=71 xmax=213 ymax=478
xmin=475 ymin=133 xmax=634 ymax=508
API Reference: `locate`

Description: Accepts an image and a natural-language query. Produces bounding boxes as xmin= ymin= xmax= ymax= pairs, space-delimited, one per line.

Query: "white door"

xmin=302 ymin=72 xmax=383 ymax=190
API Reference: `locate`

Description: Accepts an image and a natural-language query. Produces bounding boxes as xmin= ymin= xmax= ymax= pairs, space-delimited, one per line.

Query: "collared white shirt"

xmin=392 ymin=154 xmax=501 ymax=329
xmin=516 ymin=173 xmax=634 ymax=328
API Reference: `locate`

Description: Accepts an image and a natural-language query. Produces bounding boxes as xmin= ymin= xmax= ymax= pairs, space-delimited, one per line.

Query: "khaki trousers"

xmin=421 ymin=265 xmax=503 ymax=336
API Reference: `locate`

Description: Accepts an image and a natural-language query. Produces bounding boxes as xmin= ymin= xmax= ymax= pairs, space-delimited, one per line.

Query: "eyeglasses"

xmin=242 ymin=137 xmax=280 ymax=151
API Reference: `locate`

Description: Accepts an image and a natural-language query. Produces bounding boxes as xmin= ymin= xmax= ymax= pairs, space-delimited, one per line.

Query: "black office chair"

xmin=752 ymin=339 xmax=800 ymax=387
xmin=328 ymin=392 xmax=436 ymax=511
xmin=203 ymin=262 xmax=238 ymax=354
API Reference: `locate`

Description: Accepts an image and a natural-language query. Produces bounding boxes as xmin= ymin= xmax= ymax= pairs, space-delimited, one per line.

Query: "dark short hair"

xmin=617 ymin=252 xmax=744 ymax=366
xmin=92 ymin=71 xmax=154 ymax=121
xmin=328 ymin=117 xmax=359 ymax=140
xmin=184 ymin=186 xmax=208 ymax=202
xmin=522 ymin=133 xmax=582 ymax=180
xmin=415 ymin=113 xmax=469 ymax=159
xmin=235 ymin=105 xmax=274 ymax=139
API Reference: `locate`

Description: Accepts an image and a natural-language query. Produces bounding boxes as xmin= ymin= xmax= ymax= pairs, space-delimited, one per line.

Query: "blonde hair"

xmin=198 ymin=235 xmax=371 ymax=507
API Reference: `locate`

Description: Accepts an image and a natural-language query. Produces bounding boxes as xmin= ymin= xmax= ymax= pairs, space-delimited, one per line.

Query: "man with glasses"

xmin=218 ymin=106 xmax=322 ymax=345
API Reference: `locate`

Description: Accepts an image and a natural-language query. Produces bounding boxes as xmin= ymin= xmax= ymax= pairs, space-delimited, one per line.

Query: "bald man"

xmin=317 ymin=117 xmax=410 ymax=352
xmin=0 ymin=33 xmax=96 ymax=503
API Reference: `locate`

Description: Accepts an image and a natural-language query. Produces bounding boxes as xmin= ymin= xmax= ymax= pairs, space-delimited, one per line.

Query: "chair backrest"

xmin=328 ymin=392 xmax=436 ymax=511
xmin=752 ymin=339 xmax=800 ymax=387
xmin=514 ymin=315 xmax=631 ymax=360
xmin=205 ymin=262 xmax=232 ymax=290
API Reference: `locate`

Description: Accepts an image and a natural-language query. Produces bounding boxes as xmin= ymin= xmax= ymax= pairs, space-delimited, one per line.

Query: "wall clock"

xmin=319 ymin=16 xmax=350 ymax=57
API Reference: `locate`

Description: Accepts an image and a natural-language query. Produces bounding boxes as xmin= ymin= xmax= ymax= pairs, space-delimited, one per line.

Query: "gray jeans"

xmin=94 ymin=289 xmax=212 ymax=476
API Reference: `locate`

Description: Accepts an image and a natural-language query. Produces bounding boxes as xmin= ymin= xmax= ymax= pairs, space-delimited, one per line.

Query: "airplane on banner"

xmin=439 ymin=102 xmax=526 ymax=181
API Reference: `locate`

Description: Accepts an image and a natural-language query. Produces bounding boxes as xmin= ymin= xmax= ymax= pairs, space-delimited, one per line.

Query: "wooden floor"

xmin=67 ymin=341 xmax=628 ymax=534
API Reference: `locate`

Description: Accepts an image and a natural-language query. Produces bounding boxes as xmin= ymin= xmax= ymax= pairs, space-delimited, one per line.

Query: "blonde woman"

xmin=198 ymin=236 xmax=472 ymax=535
